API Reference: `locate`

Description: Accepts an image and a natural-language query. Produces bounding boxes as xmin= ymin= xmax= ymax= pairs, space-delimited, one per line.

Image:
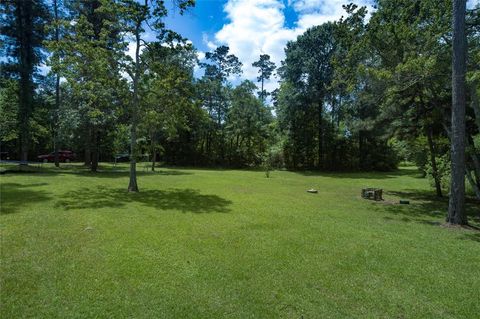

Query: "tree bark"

xmin=150 ymin=131 xmax=156 ymax=172
xmin=466 ymin=135 xmax=480 ymax=186
xmin=261 ymin=75 xmax=265 ymax=103
xmin=466 ymin=168 xmax=480 ymax=200
xmin=128 ymin=24 xmax=141 ymax=192
xmin=16 ymin=2 xmax=35 ymax=163
xmin=53 ymin=75 xmax=60 ymax=167
xmin=317 ymin=100 xmax=323 ymax=169
xmin=447 ymin=0 xmax=467 ymax=225
xmin=91 ymin=127 xmax=98 ymax=172
xmin=426 ymin=126 xmax=443 ymax=197
xmin=359 ymin=130 xmax=365 ymax=170
xmin=54 ymin=0 xmax=60 ymax=168
xmin=84 ymin=125 xmax=91 ymax=167
xmin=151 ymin=151 xmax=156 ymax=172
xmin=470 ymin=82 xmax=480 ymax=132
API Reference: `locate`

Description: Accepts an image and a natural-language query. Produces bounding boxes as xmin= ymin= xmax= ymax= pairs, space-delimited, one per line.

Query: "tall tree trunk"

xmin=91 ymin=127 xmax=98 ymax=172
xmin=426 ymin=126 xmax=443 ymax=197
xmin=53 ymin=73 xmax=60 ymax=167
xmin=151 ymin=132 xmax=156 ymax=172
xmin=84 ymin=125 xmax=91 ymax=167
xmin=447 ymin=0 xmax=467 ymax=225
xmin=128 ymin=25 xmax=141 ymax=192
xmin=17 ymin=2 xmax=34 ymax=163
xmin=54 ymin=0 xmax=60 ymax=168
xmin=261 ymin=76 xmax=265 ymax=103
xmin=331 ymin=95 xmax=337 ymax=169
xmin=444 ymin=125 xmax=480 ymax=198
xmin=466 ymin=167 xmax=480 ymax=200
xmin=470 ymin=82 xmax=480 ymax=132
xmin=466 ymin=135 xmax=480 ymax=187
xmin=317 ymin=101 xmax=323 ymax=169
xmin=359 ymin=130 xmax=365 ymax=170
xmin=151 ymin=151 xmax=156 ymax=172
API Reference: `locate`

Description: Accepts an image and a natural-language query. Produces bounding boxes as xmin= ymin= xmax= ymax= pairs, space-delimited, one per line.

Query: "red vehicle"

xmin=38 ymin=150 xmax=76 ymax=163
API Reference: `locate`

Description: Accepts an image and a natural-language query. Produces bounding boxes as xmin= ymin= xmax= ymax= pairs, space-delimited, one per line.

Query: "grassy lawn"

xmin=1 ymin=164 xmax=479 ymax=318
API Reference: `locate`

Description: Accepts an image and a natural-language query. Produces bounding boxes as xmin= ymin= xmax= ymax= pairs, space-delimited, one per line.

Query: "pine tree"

xmin=252 ymin=54 xmax=276 ymax=103
xmin=0 ymin=0 xmax=49 ymax=161
xmin=447 ymin=0 xmax=468 ymax=225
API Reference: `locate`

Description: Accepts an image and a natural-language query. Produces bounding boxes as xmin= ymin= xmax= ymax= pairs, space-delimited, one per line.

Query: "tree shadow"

xmin=77 ymin=169 xmax=193 ymax=179
xmin=55 ymin=187 xmax=231 ymax=214
xmin=294 ymin=167 xmax=424 ymax=180
xmin=0 ymin=166 xmax=192 ymax=179
xmin=0 ymin=183 xmax=51 ymax=215
xmin=372 ymin=189 xmax=480 ymax=237
xmin=459 ymin=232 xmax=480 ymax=242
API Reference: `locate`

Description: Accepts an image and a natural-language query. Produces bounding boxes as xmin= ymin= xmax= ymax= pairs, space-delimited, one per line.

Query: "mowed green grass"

xmin=1 ymin=164 xmax=479 ymax=318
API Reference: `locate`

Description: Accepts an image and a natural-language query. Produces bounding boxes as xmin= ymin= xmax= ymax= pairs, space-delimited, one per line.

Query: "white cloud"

xmin=467 ymin=0 xmax=480 ymax=9
xmin=38 ymin=62 xmax=51 ymax=76
xmin=194 ymin=51 xmax=206 ymax=78
xmin=208 ymin=0 xmax=373 ymax=91
xmin=197 ymin=51 xmax=205 ymax=61
xmin=126 ymin=41 xmax=138 ymax=60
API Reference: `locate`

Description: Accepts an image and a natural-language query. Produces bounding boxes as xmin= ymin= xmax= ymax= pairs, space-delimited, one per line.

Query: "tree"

xmin=252 ymin=54 xmax=276 ymax=103
xmin=0 ymin=0 xmax=49 ymax=161
xmin=227 ymin=80 xmax=272 ymax=165
xmin=47 ymin=0 xmax=125 ymax=172
xmin=367 ymin=0 xmax=454 ymax=196
xmin=279 ymin=23 xmax=337 ymax=169
xmin=139 ymin=43 xmax=197 ymax=171
xmin=49 ymin=0 xmax=65 ymax=167
xmin=447 ymin=0 xmax=468 ymax=225
xmin=119 ymin=0 xmax=194 ymax=192
xmin=199 ymin=45 xmax=242 ymax=164
xmin=202 ymin=45 xmax=242 ymax=83
xmin=0 ymin=79 xmax=19 ymax=146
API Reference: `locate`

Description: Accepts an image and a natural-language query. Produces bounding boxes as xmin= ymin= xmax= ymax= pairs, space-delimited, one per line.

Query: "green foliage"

xmin=406 ymin=137 xmax=429 ymax=175
xmin=111 ymin=124 xmax=130 ymax=155
xmin=277 ymin=16 xmax=399 ymax=171
xmin=261 ymin=153 xmax=272 ymax=178
xmin=0 ymin=79 xmax=18 ymax=142
xmin=2 ymin=0 xmax=479 ymax=198
xmin=252 ymin=54 xmax=276 ymax=101
xmin=138 ymin=43 xmax=197 ymax=164
xmin=201 ymin=45 xmax=242 ymax=82
xmin=1 ymin=0 xmax=50 ymax=160
xmin=426 ymin=152 xmax=451 ymax=192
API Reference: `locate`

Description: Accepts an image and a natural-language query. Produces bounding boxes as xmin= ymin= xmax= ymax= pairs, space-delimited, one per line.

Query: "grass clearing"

xmin=1 ymin=164 xmax=479 ymax=318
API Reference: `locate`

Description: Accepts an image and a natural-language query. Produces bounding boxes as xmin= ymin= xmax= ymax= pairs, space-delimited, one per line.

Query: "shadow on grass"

xmin=77 ymin=169 xmax=193 ymax=179
xmin=373 ymin=189 xmax=480 ymax=237
xmin=0 ymin=183 xmax=51 ymax=215
xmin=460 ymin=232 xmax=480 ymax=242
xmin=294 ymin=167 xmax=424 ymax=180
xmin=1 ymin=165 xmax=192 ymax=179
xmin=55 ymin=187 xmax=231 ymax=214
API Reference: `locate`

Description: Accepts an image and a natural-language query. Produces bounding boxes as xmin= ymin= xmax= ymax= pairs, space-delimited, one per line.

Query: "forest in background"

xmin=1 ymin=0 xmax=479 ymax=199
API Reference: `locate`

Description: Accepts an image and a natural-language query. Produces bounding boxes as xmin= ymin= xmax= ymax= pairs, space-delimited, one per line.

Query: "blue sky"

xmin=163 ymin=0 xmax=300 ymax=53
xmin=163 ymin=0 xmax=232 ymax=53
xmin=38 ymin=0 xmax=479 ymax=90
xmin=159 ymin=0 xmax=377 ymax=90
xmin=160 ymin=0 xmax=479 ymax=92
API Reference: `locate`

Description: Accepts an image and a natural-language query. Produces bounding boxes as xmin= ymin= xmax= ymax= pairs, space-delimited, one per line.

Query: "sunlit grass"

xmin=1 ymin=164 xmax=479 ymax=318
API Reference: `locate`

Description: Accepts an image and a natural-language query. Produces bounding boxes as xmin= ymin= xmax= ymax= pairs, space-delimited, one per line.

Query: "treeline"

xmin=275 ymin=0 xmax=479 ymax=198
xmin=0 ymin=0 xmax=274 ymax=171
xmin=0 ymin=0 xmax=479 ymax=197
